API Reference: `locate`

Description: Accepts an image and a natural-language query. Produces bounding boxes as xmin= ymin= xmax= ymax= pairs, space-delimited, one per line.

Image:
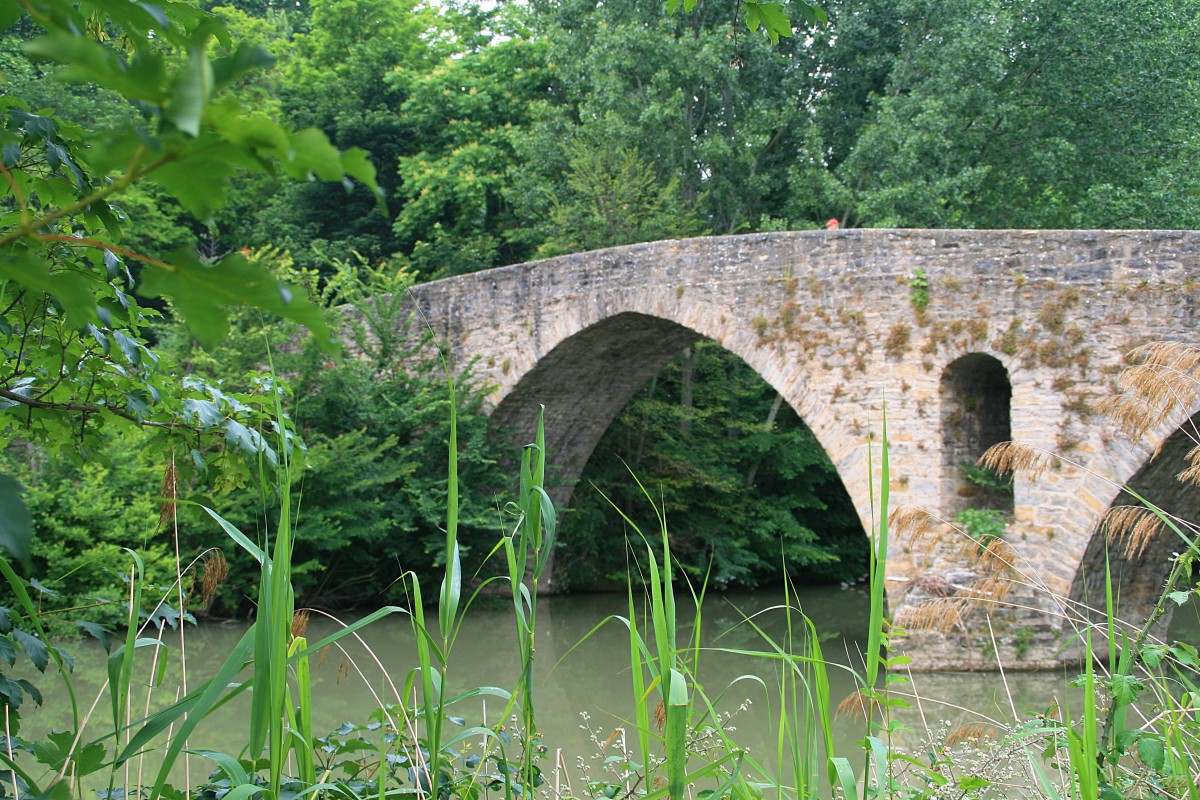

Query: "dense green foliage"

xmin=150 ymin=253 xmax=511 ymax=613
xmin=832 ymin=0 xmax=1200 ymax=228
xmin=565 ymin=342 xmax=865 ymax=588
xmin=0 ymin=435 xmax=179 ymax=628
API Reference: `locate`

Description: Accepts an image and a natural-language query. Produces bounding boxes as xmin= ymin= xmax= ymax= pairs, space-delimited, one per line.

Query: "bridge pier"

xmin=406 ymin=230 xmax=1200 ymax=670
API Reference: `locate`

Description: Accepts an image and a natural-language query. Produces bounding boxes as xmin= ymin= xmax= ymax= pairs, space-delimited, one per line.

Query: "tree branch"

xmin=0 ymin=387 xmax=182 ymax=430
xmin=33 ymin=234 xmax=177 ymax=273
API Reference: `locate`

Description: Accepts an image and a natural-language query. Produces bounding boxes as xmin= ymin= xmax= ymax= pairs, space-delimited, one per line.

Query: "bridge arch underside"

xmin=487 ymin=310 xmax=868 ymax=585
xmin=489 ymin=312 xmax=704 ymax=501
xmin=1068 ymin=412 xmax=1200 ymax=641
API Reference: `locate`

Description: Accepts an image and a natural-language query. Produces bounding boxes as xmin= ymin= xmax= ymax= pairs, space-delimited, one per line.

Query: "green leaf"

xmin=956 ymin=776 xmax=992 ymax=791
xmin=28 ymin=578 xmax=57 ymax=598
xmin=31 ymin=731 xmax=104 ymax=776
xmin=1166 ymin=590 xmax=1191 ymax=606
xmin=223 ymin=420 xmax=273 ymax=463
xmin=137 ymin=250 xmax=334 ymax=351
xmin=75 ymin=621 xmax=113 ymax=653
xmin=73 ymin=741 xmax=107 ymax=778
xmin=12 ymin=629 xmax=48 ymax=671
xmin=0 ymin=636 xmax=15 ymax=667
xmin=150 ymin=141 xmax=244 ymax=221
xmin=1137 ymin=735 xmax=1165 ymax=771
xmin=796 ymin=1 xmax=827 ymax=25
xmin=1170 ymin=641 xmax=1198 ymax=667
xmin=0 ymin=474 xmax=32 ymax=571
xmin=211 ymin=43 xmax=274 ymax=94
xmin=23 ymin=33 xmax=166 ymax=104
xmin=165 ymin=42 xmax=213 ymax=136
xmin=182 ymin=398 xmax=223 ymax=428
xmin=15 ymin=679 xmax=40 ymax=707
xmin=44 ymin=143 xmax=84 ymax=188
xmin=1140 ymin=643 xmax=1168 ymax=668
xmin=111 ymin=330 xmax=142 ymax=366
xmin=283 ymin=128 xmax=343 ymax=182
xmin=0 ymin=250 xmax=99 ymax=328
xmin=33 ymin=735 xmax=62 ymax=768
xmin=1109 ymin=674 xmax=1144 ymax=707
xmin=340 ymin=147 xmax=383 ymax=202
xmin=1114 ymin=728 xmax=1140 ymax=755
xmin=0 ymin=677 xmax=24 ymax=708
xmin=742 ymin=2 xmax=792 ymax=44
xmin=85 ymin=324 xmax=111 ymax=356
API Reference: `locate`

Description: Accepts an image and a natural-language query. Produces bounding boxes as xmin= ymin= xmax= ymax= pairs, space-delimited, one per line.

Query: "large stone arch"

xmin=488 ymin=308 xmax=877 ymax=588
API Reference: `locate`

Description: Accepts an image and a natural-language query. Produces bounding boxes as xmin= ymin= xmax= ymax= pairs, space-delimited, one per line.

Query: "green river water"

xmin=18 ymin=585 xmax=1200 ymax=790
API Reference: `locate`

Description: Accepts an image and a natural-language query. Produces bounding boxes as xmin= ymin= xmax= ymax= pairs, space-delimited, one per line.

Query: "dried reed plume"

xmin=967 ymin=574 xmax=1014 ymax=607
xmin=1101 ymin=505 xmax=1166 ymax=560
xmin=894 ymin=597 xmax=967 ymax=633
xmin=292 ymin=609 xmax=311 ymax=638
xmin=158 ymin=458 xmax=178 ymax=530
xmin=835 ymin=687 xmax=879 ymax=722
xmin=960 ymin=537 xmax=1018 ymax=576
xmin=197 ymin=551 xmax=228 ymax=609
xmin=653 ymin=699 xmax=666 ymax=732
xmin=892 ymin=505 xmax=945 ymax=551
xmin=1176 ymin=445 xmax=1200 ymax=486
xmin=911 ymin=573 xmax=956 ymax=598
xmin=944 ymin=722 xmax=996 ymax=746
xmin=1097 ymin=342 xmax=1200 ymax=448
xmin=979 ymin=442 xmax=1055 ymax=481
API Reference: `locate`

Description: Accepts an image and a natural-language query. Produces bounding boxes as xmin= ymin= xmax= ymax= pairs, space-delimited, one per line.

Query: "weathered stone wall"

xmin=404 ymin=229 xmax=1200 ymax=669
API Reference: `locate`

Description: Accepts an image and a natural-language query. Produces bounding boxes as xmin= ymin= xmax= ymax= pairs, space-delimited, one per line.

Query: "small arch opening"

xmin=940 ymin=353 xmax=1014 ymax=515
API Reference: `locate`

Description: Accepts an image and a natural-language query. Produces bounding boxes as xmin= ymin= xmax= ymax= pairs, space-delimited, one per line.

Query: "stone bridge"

xmin=405 ymin=229 xmax=1200 ymax=669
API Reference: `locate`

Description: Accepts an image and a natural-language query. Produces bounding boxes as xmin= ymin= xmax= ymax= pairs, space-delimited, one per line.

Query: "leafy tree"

xmin=391 ymin=26 xmax=550 ymax=277
xmin=511 ymin=0 xmax=844 ymax=242
xmin=832 ymin=0 xmax=1200 ymax=228
xmin=0 ymin=0 xmax=381 ymax=567
xmin=0 ymin=435 xmax=179 ymax=629
xmin=156 ymin=252 xmax=511 ymax=612
xmin=526 ymin=131 xmax=703 ymax=258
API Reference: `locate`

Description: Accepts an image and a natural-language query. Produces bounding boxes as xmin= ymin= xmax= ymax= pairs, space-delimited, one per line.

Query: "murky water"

xmin=18 ymin=586 xmax=1200 ymax=790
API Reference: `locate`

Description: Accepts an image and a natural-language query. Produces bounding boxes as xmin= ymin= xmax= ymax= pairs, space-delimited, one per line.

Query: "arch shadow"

xmin=1069 ymin=410 xmax=1200 ymax=635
